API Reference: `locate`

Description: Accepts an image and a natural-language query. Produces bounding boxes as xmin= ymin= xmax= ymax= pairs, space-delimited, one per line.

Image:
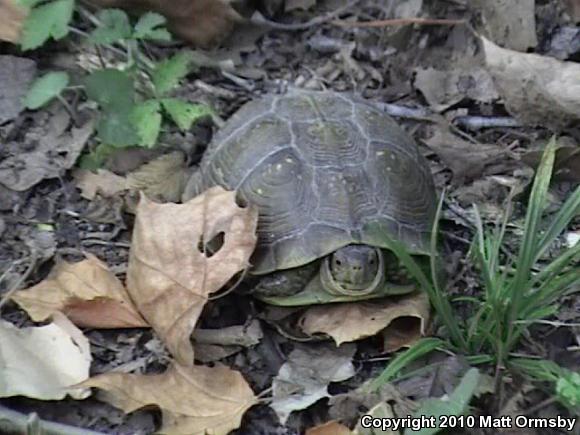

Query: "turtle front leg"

xmin=251 ymin=262 xmax=319 ymax=297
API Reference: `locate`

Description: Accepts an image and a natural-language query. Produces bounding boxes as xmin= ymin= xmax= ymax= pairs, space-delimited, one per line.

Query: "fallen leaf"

xmin=353 ymin=402 xmax=398 ymax=435
xmin=74 ymin=168 xmax=129 ymax=200
xmin=414 ymin=66 xmax=498 ymax=112
xmin=0 ymin=0 xmax=26 ymax=43
xmin=0 ymin=314 xmax=91 ymax=400
xmin=0 ymin=118 xmax=94 ymax=192
xmin=89 ymin=0 xmax=242 ymax=47
xmin=299 ymin=292 xmax=430 ymax=347
xmin=83 ymin=363 xmax=256 ymax=435
xmin=126 ymin=151 xmax=188 ymax=203
xmin=566 ymin=0 xmax=580 ymax=21
xmin=475 ymin=0 xmax=537 ymax=50
xmin=12 ymin=253 xmax=147 ymax=328
xmin=306 ymin=420 xmax=352 ymax=435
xmin=271 ymin=343 xmax=356 ymax=424
xmin=481 ymin=36 xmax=580 ymax=130
xmin=0 ymin=55 xmax=36 ymax=124
xmin=127 ymin=187 xmax=258 ymax=365
xmin=423 ymin=126 xmax=513 ymax=184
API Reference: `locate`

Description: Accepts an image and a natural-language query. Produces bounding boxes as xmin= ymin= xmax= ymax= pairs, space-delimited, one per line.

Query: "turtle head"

xmin=321 ymin=245 xmax=385 ymax=296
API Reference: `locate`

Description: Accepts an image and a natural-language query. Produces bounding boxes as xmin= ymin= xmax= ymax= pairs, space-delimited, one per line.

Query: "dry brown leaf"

xmin=74 ymin=169 xmax=129 ymax=200
xmin=306 ymin=420 xmax=352 ymax=435
xmin=89 ymin=0 xmax=242 ymax=47
xmin=83 ymin=363 xmax=256 ymax=435
xmin=12 ymin=254 xmax=147 ymax=328
xmin=299 ymin=292 xmax=430 ymax=346
xmin=126 ymin=152 xmax=188 ymax=203
xmin=127 ymin=187 xmax=258 ymax=365
xmin=481 ymin=36 xmax=580 ymax=130
xmin=0 ymin=0 xmax=26 ymax=43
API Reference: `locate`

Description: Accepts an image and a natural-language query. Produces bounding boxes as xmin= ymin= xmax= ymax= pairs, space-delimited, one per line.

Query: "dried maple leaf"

xmin=127 ymin=187 xmax=258 ymax=365
xmin=89 ymin=0 xmax=242 ymax=47
xmin=299 ymin=292 xmax=430 ymax=347
xmin=0 ymin=0 xmax=26 ymax=43
xmin=83 ymin=363 xmax=256 ymax=435
xmin=12 ymin=254 xmax=147 ymax=328
xmin=306 ymin=421 xmax=352 ymax=435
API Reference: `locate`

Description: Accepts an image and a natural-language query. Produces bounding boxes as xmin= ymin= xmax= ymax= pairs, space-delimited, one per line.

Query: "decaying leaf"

xmin=414 ymin=66 xmax=498 ymax=112
xmin=74 ymin=168 xmax=129 ymax=200
xmin=306 ymin=420 xmax=352 ymax=435
xmin=423 ymin=126 xmax=514 ymax=184
xmin=126 ymin=151 xmax=189 ymax=203
xmin=0 ymin=118 xmax=94 ymax=192
xmin=271 ymin=343 xmax=356 ymax=424
xmin=0 ymin=55 xmax=36 ymax=124
xmin=88 ymin=0 xmax=242 ymax=47
xmin=127 ymin=187 xmax=258 ymax=365
xmin=83 ymin=363 xmax=256 ymax=435
xmin=12 ymin=254 xmax=147 ymax=328
xmin=353 ymin=402 xmax=398 ymax=435
xmin=285 ymin=0 xmax=316 ymax=12
xmin=0 ymin=0 xmax=26 ymax=43
xmin=481 ymin=36 xmax=580 ymax=130
xmin=0 ymin=314 xmax=91 ymax=400
xmin=299 ymin=292 xmax=430 ymax=347
xmin=522 ymin=144 xmax=580 ymax=183
xmin=474 ymin=0 xmax=537 ymax=51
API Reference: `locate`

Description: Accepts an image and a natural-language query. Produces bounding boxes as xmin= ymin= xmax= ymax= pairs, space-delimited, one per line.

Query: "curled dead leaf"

xmin=126 ymin=187 xmax=258 ymax=365
xmin=83 ymin=363 xmax=256 ymax=435
xmin=481 ymin=36 xmax=580 ymax=130
xmin=299 ymin=292 xmax=430 ymax=347
xmin=12 ymin=254 xmax=147 ymax=328
xmin=74 ymin=169 xmax=129 ymax=200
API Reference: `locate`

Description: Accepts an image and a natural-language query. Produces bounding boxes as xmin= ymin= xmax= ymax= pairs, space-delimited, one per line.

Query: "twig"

xmin=377 ymin=102 xmax=434 ymax=121
xmin=250 ymin=0 xmax=360 ymax=31
xmin=0 ymin=250 xmax=37 ymax=311
xmin=333 ymin=17 xmax=466 ymax=28
xmin=0 ymin=405 xmax=105 ymax=435
xmin=454 ymin=116 xmax=521 ymax=130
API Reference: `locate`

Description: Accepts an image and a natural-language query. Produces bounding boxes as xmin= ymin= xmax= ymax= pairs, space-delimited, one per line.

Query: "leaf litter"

xmin=9 ymin=187 xmax=259 ymax=434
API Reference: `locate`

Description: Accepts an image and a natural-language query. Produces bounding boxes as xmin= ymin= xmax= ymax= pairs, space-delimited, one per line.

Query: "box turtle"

xmin=183 ymin=90 xmax=437 ymax=306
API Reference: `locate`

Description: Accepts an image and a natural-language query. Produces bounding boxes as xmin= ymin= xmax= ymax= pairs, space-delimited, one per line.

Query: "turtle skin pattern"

xmin=183 ymin=90 xmax=436 ymax=275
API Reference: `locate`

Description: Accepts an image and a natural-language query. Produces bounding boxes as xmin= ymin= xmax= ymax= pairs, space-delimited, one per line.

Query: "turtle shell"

xmin=183 ymin=90 xmax=437 ymax=275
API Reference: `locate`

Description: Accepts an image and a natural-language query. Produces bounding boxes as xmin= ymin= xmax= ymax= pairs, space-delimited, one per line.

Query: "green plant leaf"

xmin=133 ymin=12 xmax=172 ymax=41
xmin=161 ymin=98 xmax=212 ymax=131
xmin=97 ymin=110 xmax=140 ymax=147
xmin=131 ymin=100 xmax=162 ymax=147
xmin=20 ymin=0 xmax=74 ymax=50
xmin=84 ymin=69 xmax=134 ymax=110
xmin=23 ymin=71 xmax=69 ymax=109
xmin=89 ymin=9 xmax=131 ymax=45
xmin=78 ymin=143 xmax=117 ymax=170
xmin=152 ymin=52 xmax=193 ymax=95
xmin=556 ymin=371 xmax=580 ymax=408
xmin=404 ymin=368 xmax=480 ymax=435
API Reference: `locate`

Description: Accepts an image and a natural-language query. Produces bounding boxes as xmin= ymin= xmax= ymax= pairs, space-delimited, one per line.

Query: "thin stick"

xmin=333 ymin=17 xmax=466 ymax=28
xmin=0 ymin=250 xmax=37 ymax=311
xmin=250 ymin=0 xmax=360 ymax=31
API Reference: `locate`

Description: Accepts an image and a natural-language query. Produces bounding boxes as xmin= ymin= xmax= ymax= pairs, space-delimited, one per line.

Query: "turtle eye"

xmin=335 ymin=259 xmax=342 ymax=266
xmin=369 ymin=258 xmax=375 ymax=265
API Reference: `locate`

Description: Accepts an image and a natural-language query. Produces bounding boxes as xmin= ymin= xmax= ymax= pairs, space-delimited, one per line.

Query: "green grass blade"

xmin=535 ymin=184 xmax=580 ymax=262
xmin=368 ymin=338 xmax=445 ymax=391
